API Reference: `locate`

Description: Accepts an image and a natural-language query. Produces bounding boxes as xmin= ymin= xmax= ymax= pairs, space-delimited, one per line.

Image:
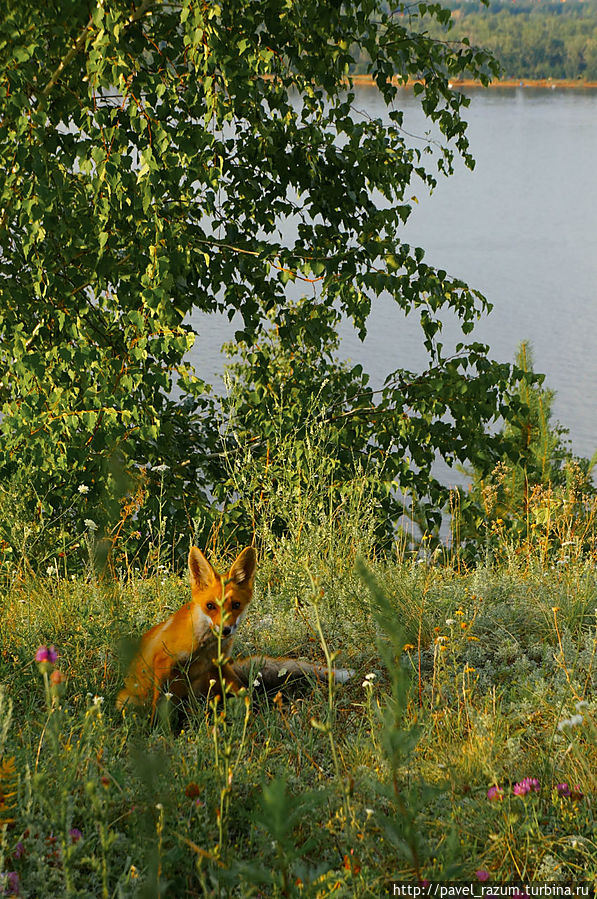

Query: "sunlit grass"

xmin=0 ymin=543 xmax=595 ymax=895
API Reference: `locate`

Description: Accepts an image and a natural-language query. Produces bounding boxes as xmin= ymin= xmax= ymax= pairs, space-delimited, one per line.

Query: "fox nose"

xmin=222 ymin=626 xmax=232 ymax=637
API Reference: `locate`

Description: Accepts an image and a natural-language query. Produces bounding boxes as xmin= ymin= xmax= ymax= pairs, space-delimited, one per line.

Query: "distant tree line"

xmin=351 ymin=1 xmax=597 ymax=81
xmin=430 ymin=0 xmax=597 ymax=80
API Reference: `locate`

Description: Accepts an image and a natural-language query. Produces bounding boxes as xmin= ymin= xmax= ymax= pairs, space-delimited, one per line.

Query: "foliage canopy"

xmin=1 ymin=0 xmax=522 ymax=566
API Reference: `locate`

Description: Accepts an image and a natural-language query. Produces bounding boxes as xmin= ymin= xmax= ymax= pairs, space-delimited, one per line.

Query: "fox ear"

xmin=228 ymin=546 xmax=256 ymax=588
xmin=189 ymin=547 xmax=217 ymax=590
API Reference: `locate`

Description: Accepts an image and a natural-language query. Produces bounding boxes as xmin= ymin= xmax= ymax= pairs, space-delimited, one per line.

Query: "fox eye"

xmin=206 ymin=602 xmax=217 ymax=611
xmin=231 ymin=601 xmax=241 ymax=610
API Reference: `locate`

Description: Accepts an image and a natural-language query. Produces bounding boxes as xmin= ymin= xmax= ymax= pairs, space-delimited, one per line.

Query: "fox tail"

xmin=231 ymin=656 xmax=354 ymax=695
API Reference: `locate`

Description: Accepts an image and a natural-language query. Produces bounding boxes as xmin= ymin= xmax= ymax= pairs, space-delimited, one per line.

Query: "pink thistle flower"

xmin=476 ymin=870 xmax=490 ymax=882
xmin=69 ymin=828 xmax=82 ymax=843
xmin=513 ymin=777 xmax=540 ymax=796
xmin=487 ymin=785 xmax=504 ymax=801
xmin=35 ymin=645 xmax=58 ymax=665
xmin=35 ymin=646 xmax=49 ymax=663
xmin=556 ymin=783 xmax=571 ymax=797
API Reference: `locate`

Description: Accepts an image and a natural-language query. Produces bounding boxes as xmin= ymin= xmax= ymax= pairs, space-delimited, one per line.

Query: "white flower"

xmin=164 ymin=692 xmax=173 ymax=701
xmin=445 ymin=618 xmax=456 ymax=626
xmin=46 ymin=565 xmax=55 ymax=576
xmin=575 ymin=700 xmax=589 ymax=712
xmin=557 ymin=714 xmax=583 ymax=731
xmin=153 ymin=464 xmax=169 ymax=473
xmin=92 ymin=695 xmax=104 ymax=707
xmin=84 ymin=519 xmax=98 ymax=531
xmin=77 ymin=485 xmax=89 ymax=494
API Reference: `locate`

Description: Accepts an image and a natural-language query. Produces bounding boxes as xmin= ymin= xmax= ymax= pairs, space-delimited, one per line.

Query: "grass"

xmin=0 ymin=542 xmax=595 ymax=897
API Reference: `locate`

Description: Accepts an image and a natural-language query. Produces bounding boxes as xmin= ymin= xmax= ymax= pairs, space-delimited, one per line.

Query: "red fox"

xmin=116 ymin=546 xmax=256 ymax=717
xmin=117 ymin=545 xmax=353 ymax=717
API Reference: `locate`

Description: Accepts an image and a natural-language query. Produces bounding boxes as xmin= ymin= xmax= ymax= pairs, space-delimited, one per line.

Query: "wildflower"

xmin=362 ymin=672 xmax=377 ymax=688
xmin=77 ymin=485 xmax=89 ymax=494
xmin=570 ymin=786 xmax=584 ymax=801
xmin=100 ymin=776 xmax=110 ymax=789
xmin=1 ymin=872 xmax=19 ymax=896
xmin=129 ymin=865 xmax=139 ymax=880
xmin=185 ymin=782 xmax=201 ymax=800
xmin=487 ymin=785 xmax=504 ymax=802
xmin=46 ymin=565 xmax=55 ymax=576
xmin=575 ymin=700 xmax=588 ymax=712
xmin=69 ymin=828 xmax=82 ymax=843
xmin=445 ymin=619 xmax=456 ymax=626
xmin=35 ymin=645 xmax=58 ymax=665
xmin=84 ymin=519 xmax=97 ymax=531
xmin=475 ymin=870 xmax=490 ymax=882
xmin=13 ymin=842 xmax=25 ymax=860
xmin=164 ymin=691 xmax=173 ymax=701
xmin=513 ymin=777 xmax=540 ymax=796
xmin=556 ymin=783 xmax=571 ymax=798
xmin=403 ymin=643 xmax=415 ymax=652
xmin=92 ymin=695 xmax=104 ymax=707
xmin=557 ymin=714 xmax=583 ymax=731
xmin=153 ymin=464 xmax=169 ymax=473
xmin=49 ymin=670 xmax=66 ymax=687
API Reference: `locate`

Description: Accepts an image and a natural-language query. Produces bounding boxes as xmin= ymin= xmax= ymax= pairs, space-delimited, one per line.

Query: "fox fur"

xmin=116 ymin=546 xmax=256 ymax=717
xmin=117 ymin=545 xmax=353 ymax=717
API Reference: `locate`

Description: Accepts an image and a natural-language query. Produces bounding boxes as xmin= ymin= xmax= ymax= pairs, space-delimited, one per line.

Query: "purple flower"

xmin=12 ymin=842 xmax=25 ymax=860
xmin=35 ymin=645 xmax=58 ymax=664
xmin=487 ymin=785 xmax=504 ymax=801
xmin=1 ymin=871 xmax=20 ymax=896
xmin=513 ymin=777 xmax=540 ymax=796
xmin=69 ymin=828 xmax=82 ymax=843
xmin=556 ymin=782 xmax=571 ymax=797
xmin=476 ymin=870 xmax=490 ymax=881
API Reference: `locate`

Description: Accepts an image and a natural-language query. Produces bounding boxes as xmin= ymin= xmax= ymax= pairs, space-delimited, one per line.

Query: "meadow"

xmin=0 ymin=483 xmax=595 ymax=897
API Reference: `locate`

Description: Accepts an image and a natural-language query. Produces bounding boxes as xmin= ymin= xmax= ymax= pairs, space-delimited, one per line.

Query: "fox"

xmin=117 ymin=544 xmax=353 ymax=718
xmin=116 ymin=545 xmax=257 ymax=718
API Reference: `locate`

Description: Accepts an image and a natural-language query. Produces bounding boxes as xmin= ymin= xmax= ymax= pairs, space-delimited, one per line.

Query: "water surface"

xmin=190 ymin=86 xmax=597 ymax=473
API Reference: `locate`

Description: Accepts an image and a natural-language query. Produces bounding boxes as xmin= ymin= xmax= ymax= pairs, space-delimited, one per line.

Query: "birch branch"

xmin=42 ymin=0 xmax=157 ymax=97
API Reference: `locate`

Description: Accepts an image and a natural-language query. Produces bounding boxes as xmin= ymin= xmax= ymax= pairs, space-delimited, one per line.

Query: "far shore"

xmin=350 ymin=74 xmax=597 ymax=89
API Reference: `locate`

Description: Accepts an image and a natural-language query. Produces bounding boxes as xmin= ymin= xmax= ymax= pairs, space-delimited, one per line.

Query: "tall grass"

xmin=0 ymin=430 xmax=596 ymax=895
